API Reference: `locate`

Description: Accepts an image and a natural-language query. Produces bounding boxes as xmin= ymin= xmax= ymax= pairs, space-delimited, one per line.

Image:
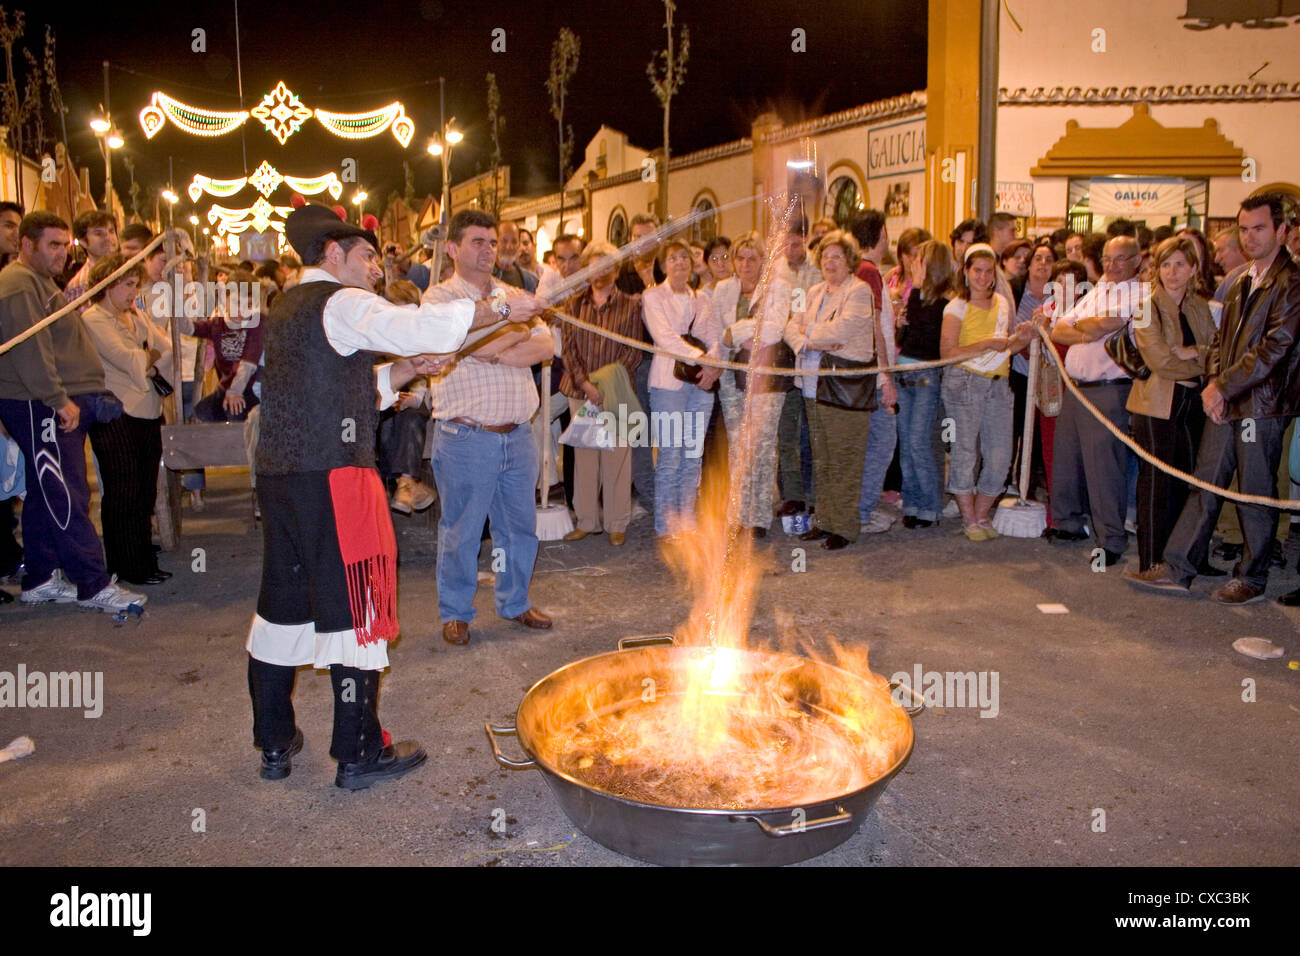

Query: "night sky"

xmin=34 ymin=0 xmax=925 ymax=217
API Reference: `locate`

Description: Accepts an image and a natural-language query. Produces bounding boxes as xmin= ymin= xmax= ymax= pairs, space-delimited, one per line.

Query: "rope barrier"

xmin=541 ymin=302 xmax=1300 ymax=510
xmin=0 ymin=233 xmax=167 ymax=358
xmin=1032 ymin=325 xmax=1299 ymax=511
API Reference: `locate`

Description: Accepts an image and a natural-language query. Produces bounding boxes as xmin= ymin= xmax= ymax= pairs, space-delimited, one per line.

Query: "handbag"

xmin=671 ymin=296 xmax=719 ymax=392
xmin=735 ymin=340 xmax=794 ymax=393
xmin=1103 ymin=325 xmax=1150 ymax=381
xmin=815 ymin=352 xmax=877 ymax=411
xmin=149 ymin=370 xmax=175 ymax=397
xmin=1036 ymin=350 xmax=1062 ymax=417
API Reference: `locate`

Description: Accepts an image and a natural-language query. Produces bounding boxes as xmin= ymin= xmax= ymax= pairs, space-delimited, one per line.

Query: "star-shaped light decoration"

xmin=251 ymin=82 xmax=312 ymax=145
xmin=248 ymin=198 xmax=278 ymax=233
xmin=247 ymin=161 xmax=284 ymax=198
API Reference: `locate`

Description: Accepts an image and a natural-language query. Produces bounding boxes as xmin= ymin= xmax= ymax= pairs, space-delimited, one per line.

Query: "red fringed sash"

xmin=328 ymin=467 xmax=399 ymax=645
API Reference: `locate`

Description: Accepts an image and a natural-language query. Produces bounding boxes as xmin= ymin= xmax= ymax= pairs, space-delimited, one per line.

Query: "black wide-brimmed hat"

xmin=284 ymin=204 xmax=378 ymax=261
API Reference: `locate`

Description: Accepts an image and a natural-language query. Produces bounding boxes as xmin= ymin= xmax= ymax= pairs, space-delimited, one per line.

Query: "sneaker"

xmin=1122 ymin=563 xmax=1191 ymax=594
xmin=942 ymin=499 xmax=960 ymax=519
xmin=77 ymin=577 xmax=147 ymax=614
xmin=1211 ymin=579 xmax=1266 ymax=606
xmin=631 ymin=501 xmax=650 ymax=522
xmin=862 ymin=510 xmax=895 ymax=534
xmin=19 ymin=569 xmax=78 ymax=605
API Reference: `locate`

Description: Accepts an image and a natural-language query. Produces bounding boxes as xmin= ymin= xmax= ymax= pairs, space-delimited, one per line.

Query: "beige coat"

xmin=82 ymin=304 xmax=174 ymax=419
xmin=1126 ymin=288 xmax=1215 ymax=420
xmin=785 ymin=276 xmax=875 ymax=363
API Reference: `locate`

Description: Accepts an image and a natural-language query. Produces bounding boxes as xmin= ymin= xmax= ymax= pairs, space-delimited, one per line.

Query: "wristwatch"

xmin=491 ymin=289 xmax=511 ymax=320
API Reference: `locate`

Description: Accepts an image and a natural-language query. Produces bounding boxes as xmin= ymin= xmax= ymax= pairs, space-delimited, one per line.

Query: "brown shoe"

xmin=609 ymin=532 xmax=626 ymax=546
xmin=1211 ymin=579 xmax=1266 ymax=606
xmin=509 ymin=608 xmax=552 ymax=629
xmin=563 ymin=528 xmax=592 ymax=541
xmin=442 ymin=620 xmax=470 ymax=645
xmin=1122 ymin=563 xmax=1191 ymax=594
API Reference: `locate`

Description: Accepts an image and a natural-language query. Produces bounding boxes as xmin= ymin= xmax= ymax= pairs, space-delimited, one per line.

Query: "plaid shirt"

xmin=558 ymin=287 xmax=644 ymax=400
xmin=63 ymin=261 xmax=93 ymax=313
xmin=425 ymin=273 xmax=540 ymax=426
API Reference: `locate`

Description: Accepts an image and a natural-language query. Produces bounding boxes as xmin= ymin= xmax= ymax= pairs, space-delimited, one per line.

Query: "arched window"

xmin=688 ymin=195 xmax=717 ymax=244
xmin=607 ymin=208 xmax=628 ymax=247
xmin=825 ymin=175 xmax=860 ymax=229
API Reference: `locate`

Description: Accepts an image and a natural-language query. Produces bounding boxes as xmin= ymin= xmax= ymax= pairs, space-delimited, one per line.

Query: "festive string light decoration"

xmin=251 ymin=82 xmax=313 ymax=146
xmin=187 ymin=174 xmax=247 ymax=203
xmin=207 ymin=198 xmax=294 ymax=235
xmin=315 ymin=103 xmax=414 ymax=148
xmin=188 ymin=163 xmax=344 ymax=203
xmin=139 ymin=92 xmax=249 ymax=139
xmin=140 ymin=85 xmax=417 ymax=145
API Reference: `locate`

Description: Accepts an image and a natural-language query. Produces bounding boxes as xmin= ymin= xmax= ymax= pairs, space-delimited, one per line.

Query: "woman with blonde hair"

xmin=712 ymin=232 xmax=793 ymax=536
xmin=1121 ymin=235 xmax=1219 ymax=573
xmin=940 ymin=244 xmax=1033 ymax=540
xmin=785 ymin=230 xmax=876 ymax=550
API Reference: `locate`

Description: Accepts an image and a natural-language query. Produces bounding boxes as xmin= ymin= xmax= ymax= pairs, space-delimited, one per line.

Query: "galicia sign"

xmin=1089 ymin=178 xmax=1185 ymax=218
xmin=868 ymin=118 xmax=926 ymax=179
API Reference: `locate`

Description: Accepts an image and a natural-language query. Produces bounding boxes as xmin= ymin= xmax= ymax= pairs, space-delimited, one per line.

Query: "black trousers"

xmin=89 ymin=412 xmax=162 ymax=582
xmin=247 ymin=657 xmax=383 ymax=764
xmin=1130 ymin=386 xmax=1205 ymax=571
xmin=376 ymin=406 xmax=428 ymax=479
xmin=1165 ymin=416 xmax=1286 ymax=590
xmin=0 ymin=496 xmax=20 ymax=576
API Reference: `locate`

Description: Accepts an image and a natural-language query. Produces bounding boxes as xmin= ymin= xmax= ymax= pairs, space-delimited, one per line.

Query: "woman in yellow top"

xmin=940 ymin=243 xmax=1033 ymax=540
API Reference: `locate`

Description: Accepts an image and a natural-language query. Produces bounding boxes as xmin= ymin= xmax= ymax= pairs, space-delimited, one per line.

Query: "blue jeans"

xmin=431 ymin=420 xmax=539 ymax=623
xmin=857 ymin=386 xmax=898 ymax=522
xmin=894 ymin=368 xmax=944 ymax=521
xmin=0 ymin=395 xmax=114 ymax=598
xmin=649 ymin=385 xmax=714 ymax=537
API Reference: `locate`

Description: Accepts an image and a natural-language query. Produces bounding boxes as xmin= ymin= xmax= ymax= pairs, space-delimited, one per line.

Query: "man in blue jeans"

xmin=424 ymin=210 xmax=554 ymax=645
xmin=0 ymin=211 xmax=145 ymax=613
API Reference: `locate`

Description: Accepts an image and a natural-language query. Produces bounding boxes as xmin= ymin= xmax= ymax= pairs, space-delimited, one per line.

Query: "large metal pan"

xmin=486 ymin=636 xmax=922 ymax=866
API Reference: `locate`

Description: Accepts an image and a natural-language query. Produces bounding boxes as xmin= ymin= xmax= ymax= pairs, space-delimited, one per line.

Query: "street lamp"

xmin=352 ymin=189 xmax=368 ymax=223
xmin=427 ymin=77 xmax=464 ymax=281
xmin=161 ymin=187 xmax=179 ymax=229
xmin=89 ymin=108 xmax=123 ymax=211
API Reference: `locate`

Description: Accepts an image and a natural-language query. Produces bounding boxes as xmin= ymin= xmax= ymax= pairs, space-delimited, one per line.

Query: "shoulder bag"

xmin=1103 ymin=325 xmax=1150 ymax=381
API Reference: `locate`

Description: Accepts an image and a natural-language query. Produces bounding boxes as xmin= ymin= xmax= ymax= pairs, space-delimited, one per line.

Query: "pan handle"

xmin=889 ymin=679 xmax=926 ymax=717
xmin=617 ymin=634 xmax=676 ymax=651
xmin=484 ymin=723 xmax=537 ymax=770
xmin=731 ymin=806 xmax=853 ymax=837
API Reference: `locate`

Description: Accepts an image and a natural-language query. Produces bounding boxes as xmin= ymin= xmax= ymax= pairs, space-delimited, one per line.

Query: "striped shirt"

xmin=425 ymin=273 xmax=540 ymax=426
xmin=558 ymin=287 xmax=644 ymax=400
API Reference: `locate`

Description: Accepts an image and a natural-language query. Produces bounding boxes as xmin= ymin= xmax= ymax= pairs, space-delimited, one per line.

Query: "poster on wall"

xmin=996 ymin=181 xmax=1035 ymax=218
xmin=885 ymin=182 xmax=910 ymax=218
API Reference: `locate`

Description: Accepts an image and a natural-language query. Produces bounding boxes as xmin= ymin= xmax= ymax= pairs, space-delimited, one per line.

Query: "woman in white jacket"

xmin=712 ymin=233 xmax=792 ymax=537
xmin=642 ymin=239 xmax=722 ymax=540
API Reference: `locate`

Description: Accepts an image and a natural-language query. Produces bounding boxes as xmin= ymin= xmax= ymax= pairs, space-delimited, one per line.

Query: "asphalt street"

xmin=1 ymin=469 xmax=1296 ymax=867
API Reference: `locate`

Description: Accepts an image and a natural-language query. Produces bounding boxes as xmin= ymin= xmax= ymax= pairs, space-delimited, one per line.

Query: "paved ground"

xmin=1 ymin=469 xmax=1297 ymax=867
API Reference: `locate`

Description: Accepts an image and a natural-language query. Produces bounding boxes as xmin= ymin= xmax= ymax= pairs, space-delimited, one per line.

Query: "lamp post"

xmin=161 ymin=187 xmax=179 ymax=229
xmin=89 ymin=110 xmax=123 ymax=214
xmin=427 ymin=77 xmax=464 ymax=281
xmin=352 ymin=189 xmax=368 ymax=224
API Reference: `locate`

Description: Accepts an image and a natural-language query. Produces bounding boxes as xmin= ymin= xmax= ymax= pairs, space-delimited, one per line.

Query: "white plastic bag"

xmin=558 ymin=401 xmax=612 ymax=450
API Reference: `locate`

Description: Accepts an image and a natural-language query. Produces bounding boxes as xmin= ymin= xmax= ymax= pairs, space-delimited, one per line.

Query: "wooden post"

xmin=154 ymin=229 xmax=184 ymax=549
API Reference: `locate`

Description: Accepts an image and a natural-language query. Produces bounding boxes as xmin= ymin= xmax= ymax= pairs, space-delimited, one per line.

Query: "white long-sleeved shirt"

xmin=299 ymin=266 xmax=475 ymax=408
xmin=1053 ymin=277 xmax=1142 ymax=382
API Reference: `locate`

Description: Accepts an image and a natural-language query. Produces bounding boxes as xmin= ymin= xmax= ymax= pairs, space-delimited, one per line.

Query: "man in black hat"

xmin=248 ymin=204 xmax=542 ymax=788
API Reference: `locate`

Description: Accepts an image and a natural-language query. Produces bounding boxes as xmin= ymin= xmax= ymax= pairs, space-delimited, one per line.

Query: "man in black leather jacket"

xmin=1128 ymin=193 xmax=1299 ymax=605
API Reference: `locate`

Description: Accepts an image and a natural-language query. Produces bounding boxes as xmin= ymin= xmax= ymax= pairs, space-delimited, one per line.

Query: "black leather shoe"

xmin=822 ymin=533 xmax=851 ymax=551
xmin=1103 ymin=549 xmax=1124 ymax=567
xmin=335 ymin=740 xmax=428 ymax=790
xmin=124 ymin=570 xmax=171 ymax=585
xmin=776 ymin=500 xmax=805 ymax=517
xmin=1196 ymin=560 xmax=1228 ymax=578
xmin=902 ymin=516 xmax=934 ymax=529
xmin=1043 ymin=527 xmax=1088 ymax=543
xmin=799 ymin=527 xmax=828 ymax=542
xmin=259 ymin=727 xmax=304 ymax=781
xmin=1213 ymin=541 xmax=1243 ymax=561
xmin=1277 ymin=587 xmax=1300 ymax=607
xmin=750 ymin=526 xmax=768 ymax=539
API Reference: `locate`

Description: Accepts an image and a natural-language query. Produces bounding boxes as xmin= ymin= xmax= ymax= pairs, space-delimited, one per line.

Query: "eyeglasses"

xmin=1101 ymin=253 xmax=1137 ymax=264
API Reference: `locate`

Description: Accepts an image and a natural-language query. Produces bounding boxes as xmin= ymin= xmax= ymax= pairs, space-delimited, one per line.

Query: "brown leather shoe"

xmin=609 ymin=532 xmax=626 ymax=546
xmin=1211 ymin=579 xmax=1266 ymax=606
xmin=442 ymin=620 xmax=470 ymax=645
xmin=510 ymin=608 xmax=552 ymax=629
xmin=563 ymin=528 xmax=592 ymax=541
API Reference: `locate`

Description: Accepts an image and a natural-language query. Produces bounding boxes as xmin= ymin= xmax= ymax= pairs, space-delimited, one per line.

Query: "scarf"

xmin=328 ymin=467 xmax=399 ymax=645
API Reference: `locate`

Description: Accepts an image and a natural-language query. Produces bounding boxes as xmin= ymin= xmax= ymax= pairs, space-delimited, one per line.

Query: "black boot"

xmin=330 ymin=666 xmax=426 ymax=790
xmin=248 ymin=656 xmax=301 ymax=780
